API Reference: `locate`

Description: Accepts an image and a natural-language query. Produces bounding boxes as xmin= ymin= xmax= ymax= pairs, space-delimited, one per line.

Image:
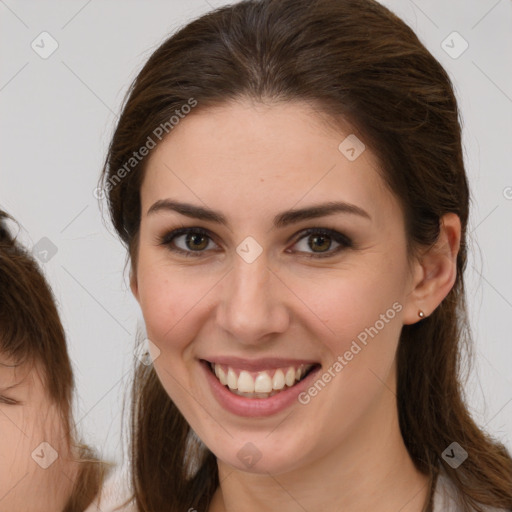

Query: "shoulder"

xmin=84 ymin=469 xmax=136 ymax=512
xmin=432 ymin=467 xmax=510 ymax=512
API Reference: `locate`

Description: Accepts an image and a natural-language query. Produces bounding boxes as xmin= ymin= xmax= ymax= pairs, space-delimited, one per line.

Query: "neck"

xmin=209 ymin=369 xmax=431 ymax=512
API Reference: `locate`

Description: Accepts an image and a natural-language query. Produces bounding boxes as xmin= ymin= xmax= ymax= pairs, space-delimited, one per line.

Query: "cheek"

xmin=290 ymin=259 xmax=406 ymax=359
xmin=0 ymin=407 xmax=52 ymax=501
xmin=138 ymin=262 xmax=182 ymax=340
xmin=0 ymin=414 xmax=30 ymax=489
xmin=136 ymin=261 xmax=213 ymax=352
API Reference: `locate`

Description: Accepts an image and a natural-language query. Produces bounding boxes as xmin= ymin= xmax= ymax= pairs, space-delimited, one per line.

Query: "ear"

xmin=402 ymin=213 xmax=461 ymax=325
xmin=130 ymin=267 xmax=140 ymax=303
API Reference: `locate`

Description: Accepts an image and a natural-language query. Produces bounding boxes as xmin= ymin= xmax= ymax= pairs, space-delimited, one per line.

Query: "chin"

xmin=209 ymin=435 xmax=313 ymax=476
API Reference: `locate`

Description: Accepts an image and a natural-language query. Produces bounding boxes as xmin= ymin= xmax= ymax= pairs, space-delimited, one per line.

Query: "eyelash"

xmin=0 ymin=395 xmax=18 ymax=405
xmin=159 ymin=226 xmax=353 ymax=259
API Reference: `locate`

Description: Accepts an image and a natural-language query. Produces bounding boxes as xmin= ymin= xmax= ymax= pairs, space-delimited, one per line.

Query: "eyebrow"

xmin=147 ymin=199 xmax=371 ymax=228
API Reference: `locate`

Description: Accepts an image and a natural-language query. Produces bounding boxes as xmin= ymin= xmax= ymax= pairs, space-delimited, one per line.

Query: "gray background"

xmin=1 ymin=0 xmax=511 ymax=466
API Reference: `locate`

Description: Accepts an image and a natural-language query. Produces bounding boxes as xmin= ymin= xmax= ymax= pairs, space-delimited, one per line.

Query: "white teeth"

xmin=231 ymin=389 xmax=279 ymax=398
xmin=272 ymin=369 xmax=285 ymax=390
xmin=212 ymin=363 xmax=314 ymax=396
xmin=227 ymin=368 xmax=238 ymax=390
xmin=285 ymin=367 xmax=296 ymax=387
xmin=217 ymin=366 xmax=227 ymax=386
xmin=237 ymin=371 xmax=254 ymax=393
xmin=254 ymin=372 xmax=273 ymax=393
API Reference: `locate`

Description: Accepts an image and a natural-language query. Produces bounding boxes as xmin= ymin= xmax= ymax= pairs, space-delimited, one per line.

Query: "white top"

xmin=86 ymin=466 xmax=510 ymax=512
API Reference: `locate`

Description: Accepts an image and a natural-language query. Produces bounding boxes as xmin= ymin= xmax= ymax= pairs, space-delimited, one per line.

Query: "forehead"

xmin=141 ymin=99 xmax=396 ymax=226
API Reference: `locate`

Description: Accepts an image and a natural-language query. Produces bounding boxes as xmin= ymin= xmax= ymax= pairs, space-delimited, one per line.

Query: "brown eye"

xmin=291 ymin=228 xmax=352 ymax=258
xmin=161 ymin=227 xmax=219 ymax=257
xmin=185 ymin=232 xmax=209 ymax=251
xmin=308 ymin=233 xmax=332 ymax=253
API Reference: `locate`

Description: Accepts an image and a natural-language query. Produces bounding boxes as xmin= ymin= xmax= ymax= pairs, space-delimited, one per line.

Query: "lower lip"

xmin=200 ymin=360 xmax=321 ymax=417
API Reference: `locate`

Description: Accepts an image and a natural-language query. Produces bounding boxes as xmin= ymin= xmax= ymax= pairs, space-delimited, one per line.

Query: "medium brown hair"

xmin=0 ymin=211 xmax=108 ymax=511
xmin=100 ymin=0 xmax=512 ymax=510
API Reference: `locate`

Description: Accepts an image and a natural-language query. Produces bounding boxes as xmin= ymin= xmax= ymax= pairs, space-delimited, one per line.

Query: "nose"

xmin=215 ymin=252 xmax=290 ymax=345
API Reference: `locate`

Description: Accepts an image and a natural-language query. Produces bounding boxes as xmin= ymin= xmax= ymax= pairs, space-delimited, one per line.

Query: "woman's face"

xmin=132 ymin=99 xmax=421 ymax=474
xmin=0 ymin=357 xmax=76 ymax=511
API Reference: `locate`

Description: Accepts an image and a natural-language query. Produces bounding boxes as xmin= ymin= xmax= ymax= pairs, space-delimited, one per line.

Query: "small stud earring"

xmin=418 ymin=310 xmax=425 ymax=318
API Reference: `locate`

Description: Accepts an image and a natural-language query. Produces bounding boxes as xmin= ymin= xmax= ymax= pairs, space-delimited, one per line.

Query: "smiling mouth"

xmin=204 ymin=360 xmax=321 ymax=399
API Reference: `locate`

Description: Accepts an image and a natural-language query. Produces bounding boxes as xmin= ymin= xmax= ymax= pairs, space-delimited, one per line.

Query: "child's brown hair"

xmin=0 ymin=209 xmax=109 ymax=511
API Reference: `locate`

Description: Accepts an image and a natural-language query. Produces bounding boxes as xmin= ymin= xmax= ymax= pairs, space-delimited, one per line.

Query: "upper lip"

xmin=201 ymin=356 xmax=320 ymax=371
